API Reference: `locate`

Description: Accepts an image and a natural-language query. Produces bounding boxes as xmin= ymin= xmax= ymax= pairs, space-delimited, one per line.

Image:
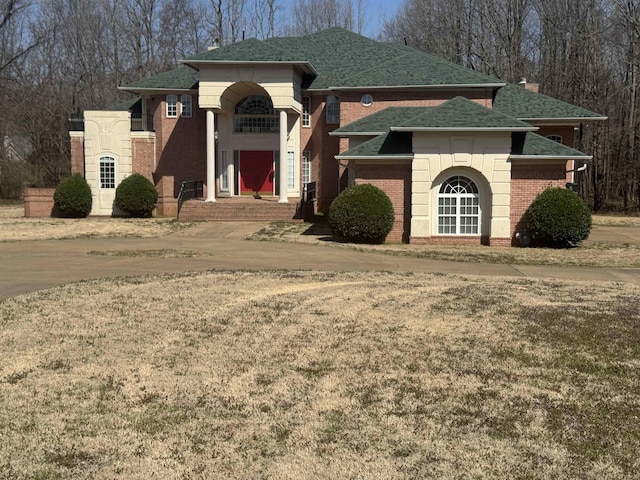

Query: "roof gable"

xmin=512 ymin=132 xmax=592 ymax=159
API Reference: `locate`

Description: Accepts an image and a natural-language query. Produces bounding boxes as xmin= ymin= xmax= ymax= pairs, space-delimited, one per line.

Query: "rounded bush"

xmin=525 ymin=187 xmax=592 ymax=248
xmin=328 ymin=183 xmax=395 ymax=244
xmin=114 ymin=173 xmax=158 ymax=217
xmin=53 ymin=174 xmax=92 ymax=218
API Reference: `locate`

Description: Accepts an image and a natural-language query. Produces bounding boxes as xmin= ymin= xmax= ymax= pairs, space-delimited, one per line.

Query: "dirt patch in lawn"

xmin=1 ymin=271 xmax=638 ymax=479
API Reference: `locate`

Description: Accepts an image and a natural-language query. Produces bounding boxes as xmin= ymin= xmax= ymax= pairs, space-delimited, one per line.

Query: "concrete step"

xmin=179 ymin=199 xmax=302 ymax=222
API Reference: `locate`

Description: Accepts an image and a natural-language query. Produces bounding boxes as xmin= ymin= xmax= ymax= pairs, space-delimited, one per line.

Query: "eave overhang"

xmin=180 ymin=59 xmax=318 ymax=76
xmin=118 ymin=86 xmax=198 ymax=94
xmin=329 ymin=131 xmax=385 ymax=137
xmin=517 ymin=117 xmax=608 ymax=126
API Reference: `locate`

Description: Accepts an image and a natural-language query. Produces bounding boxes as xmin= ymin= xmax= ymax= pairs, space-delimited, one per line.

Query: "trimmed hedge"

xmin=53 ymin=174 xmax=92 ymax=218
xmin=525 ymin=187 xmax=592 ymax=247
xmin=114 ymin=173 xmax=158 ymax=217
xmin=328 ymin=183 xmax=395 ymax=244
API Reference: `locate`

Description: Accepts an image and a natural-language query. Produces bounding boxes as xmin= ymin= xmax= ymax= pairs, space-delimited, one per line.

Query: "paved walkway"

xmin=1 ymin=222 xmax=640 ymax=300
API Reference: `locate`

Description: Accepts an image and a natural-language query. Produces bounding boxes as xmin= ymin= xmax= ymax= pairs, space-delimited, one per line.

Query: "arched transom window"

xmin=234 ymin=95 xmax=279 ymax=134
xmin=438 ymin=175 xmax=480 ymax=235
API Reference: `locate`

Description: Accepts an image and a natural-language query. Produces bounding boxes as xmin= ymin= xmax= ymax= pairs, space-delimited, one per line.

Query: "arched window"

xmin=438 ymin=176 xmax=480 ymax=235
xmin=99 ymin=156 xmax=116 ymax=189
xmin=234 ymin=95 xmax=279 ymax=133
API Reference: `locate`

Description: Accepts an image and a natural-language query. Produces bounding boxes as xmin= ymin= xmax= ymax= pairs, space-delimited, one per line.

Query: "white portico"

xmin=182 ymin=58 xmax=313 ymax=202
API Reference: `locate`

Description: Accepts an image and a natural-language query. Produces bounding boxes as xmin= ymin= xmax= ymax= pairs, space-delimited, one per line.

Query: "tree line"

xmin=1 ymin=0 xmax=638 ymax=212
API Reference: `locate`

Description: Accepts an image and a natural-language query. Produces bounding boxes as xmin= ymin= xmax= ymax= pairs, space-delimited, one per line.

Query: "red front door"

xmin=240 ymin=151 xmax=274 ymax=196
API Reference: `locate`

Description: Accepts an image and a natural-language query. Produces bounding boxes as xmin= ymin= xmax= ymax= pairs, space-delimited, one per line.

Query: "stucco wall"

xmin=198 ymin=64 xmax=302 ymax=112
xmin=410 ymin=133 xmax=512 ymax=244
xmin=83 ymin=111 xmax=132 ymax=216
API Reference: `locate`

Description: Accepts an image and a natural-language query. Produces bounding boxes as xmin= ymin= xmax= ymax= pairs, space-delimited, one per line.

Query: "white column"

xmin=206 ymin=109 xmax=216 ymax=202
xmin=278 ymin=109 xmax=288 ymax=203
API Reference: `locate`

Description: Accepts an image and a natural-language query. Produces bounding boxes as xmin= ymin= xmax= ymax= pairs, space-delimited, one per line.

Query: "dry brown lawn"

xmin=250 ymin=220 xmax=640 ymax=268
xmin=0 ymin=204 xmax=192 ymax=242
xmin=1 ymin=270 xmax=639 ymax=479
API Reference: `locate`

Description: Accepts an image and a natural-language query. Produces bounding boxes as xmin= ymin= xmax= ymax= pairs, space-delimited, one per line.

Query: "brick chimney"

xmin=518 ymin=77 xmax=539 ymax=93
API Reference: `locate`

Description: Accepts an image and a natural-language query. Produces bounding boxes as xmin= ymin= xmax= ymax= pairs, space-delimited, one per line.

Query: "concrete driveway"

xmin=1 ymin=222 xmax=640 ymax=301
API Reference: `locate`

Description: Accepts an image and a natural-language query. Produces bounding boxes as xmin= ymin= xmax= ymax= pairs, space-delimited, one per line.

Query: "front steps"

xmin=179 ymin=197 xmax=302 ymax=222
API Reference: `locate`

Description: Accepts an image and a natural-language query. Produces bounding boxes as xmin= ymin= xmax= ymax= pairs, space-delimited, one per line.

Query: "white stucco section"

xmin=198 ymin=64 xmax=302 ymax=112
xmin=83 ymin=111 xmax=132 ymax=215
xmin=411 ymin=133 xmax=512 ymax=239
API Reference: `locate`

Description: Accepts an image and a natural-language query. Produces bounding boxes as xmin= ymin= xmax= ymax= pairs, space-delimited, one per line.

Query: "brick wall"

xmin=355 ymin=163 xmax=411 ymax=243
xmin=340 ymin=89 xmax=493 ymax=129
xmin=23 ymin=188 xmax=56 ymax=217
xmin=155 ymin=175 xmax=177 ymax=217
xmin=510 ymin=163 xmax=567 ymax=242
xmin=132 ymin=136 xmax=156 ymax=181
xmin=151 ymin=95 xmax=206 ymax=197
xmin=70 ymin=136 xmax=84 ymax=176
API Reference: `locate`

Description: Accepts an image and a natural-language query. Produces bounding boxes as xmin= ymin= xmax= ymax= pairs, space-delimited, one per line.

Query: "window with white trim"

xmin=302 ymin=96 xmax=311 ymax=127
xmin=181 ymin=94 xmax=192 ymax=118
xmin=326 ymin=95 xmax=340 ymax=124
xmin=438 ymin=176 xmax=480 ymax=235
xmin=287 ymin=151 xmax=295 ymax=189
xmin=99 ymin=156 xmax=116 ymax=189
xmin=546 ymin=134 xmax=562 ymax=143
xmin=166 ymin=95 xmax=177 ymax=118
xmin=302 ymin=150 xmax=311 ymax=185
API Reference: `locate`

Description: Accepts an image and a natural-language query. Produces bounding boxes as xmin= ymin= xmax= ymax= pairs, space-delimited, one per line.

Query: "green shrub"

xmin=328 ymin=183 xmax=395 ymax=244
xmin=53 ymin=174 xmax=92 ymax=218
xmin=525 ymin=187 xmax=592 ymax=247
xmin=114 ymin=173 xmax=158 ymax=217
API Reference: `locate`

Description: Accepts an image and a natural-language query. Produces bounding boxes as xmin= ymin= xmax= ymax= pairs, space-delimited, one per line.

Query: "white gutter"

xmin=335 ymin=154 xmax=414 ymax=160
xmin=329 ymin=131 xmax=385 ymax=136
xmin=510 ymin=155 xmax=592 ymax=160
xmin=391 ymin=126 xmax=537 ymax=132
xmin=118 ymin=87 xmax=198 ymax=93
xmin=517 ymin=117 xmax=608 ymax=123
xmin=316 ymin=83 xmax=506 ymax=92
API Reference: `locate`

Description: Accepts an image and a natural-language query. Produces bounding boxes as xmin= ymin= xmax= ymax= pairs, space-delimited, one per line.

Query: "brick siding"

xmin=510 ymin=163 xmax=567 ymax=243
xmin=23 ymin=188 xmax=56 ymax=217
xmin=132 ymin=137 xmax=155 ymax=181
xmin=355 ymin=163 xmax=411 ymax=243
xmin=70 ymin=136 xmax=84 ymax=176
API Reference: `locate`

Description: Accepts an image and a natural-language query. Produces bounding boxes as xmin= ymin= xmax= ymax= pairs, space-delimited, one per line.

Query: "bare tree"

xmin=282 ymin=0 xmax=363 ymax=36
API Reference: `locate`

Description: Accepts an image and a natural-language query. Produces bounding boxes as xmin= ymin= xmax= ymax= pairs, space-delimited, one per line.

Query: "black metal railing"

xmin=302 ymin=181 xmax=316 ymax=203
xmin=131 ymin=113 xmax=154 ymax=132
xmin=177 ymin=180 xmax=204 ymax=218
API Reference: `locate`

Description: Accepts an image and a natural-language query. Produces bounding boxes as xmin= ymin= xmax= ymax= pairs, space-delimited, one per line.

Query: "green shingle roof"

xmin=514 ymin=132 xmax=592 ymax=158
xmin=493 ymin=84 xmax=605 ymax=121
xmin=392 ymin=97 xmax=535 ymax=130
xmin=335 ymin=97 xmax=536 ymax=134
xmin=337 ymin=131 xmax=414 ymax=158
xmin=108 ymin=97 xmax=141 ymax=111
xmin=182 ymin=28 xmax=503 ymax=90
xmin=331 ymin=107 xmax=421 ymax=135
xmin=122 ymin=67 xmax=198 ymax=91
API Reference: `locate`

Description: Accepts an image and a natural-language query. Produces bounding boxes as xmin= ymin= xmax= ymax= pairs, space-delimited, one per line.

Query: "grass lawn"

xmin=1 ymin=270 xmax=639 ymax=479
xmin=249 ymin=217 xmax=640 ymax=268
